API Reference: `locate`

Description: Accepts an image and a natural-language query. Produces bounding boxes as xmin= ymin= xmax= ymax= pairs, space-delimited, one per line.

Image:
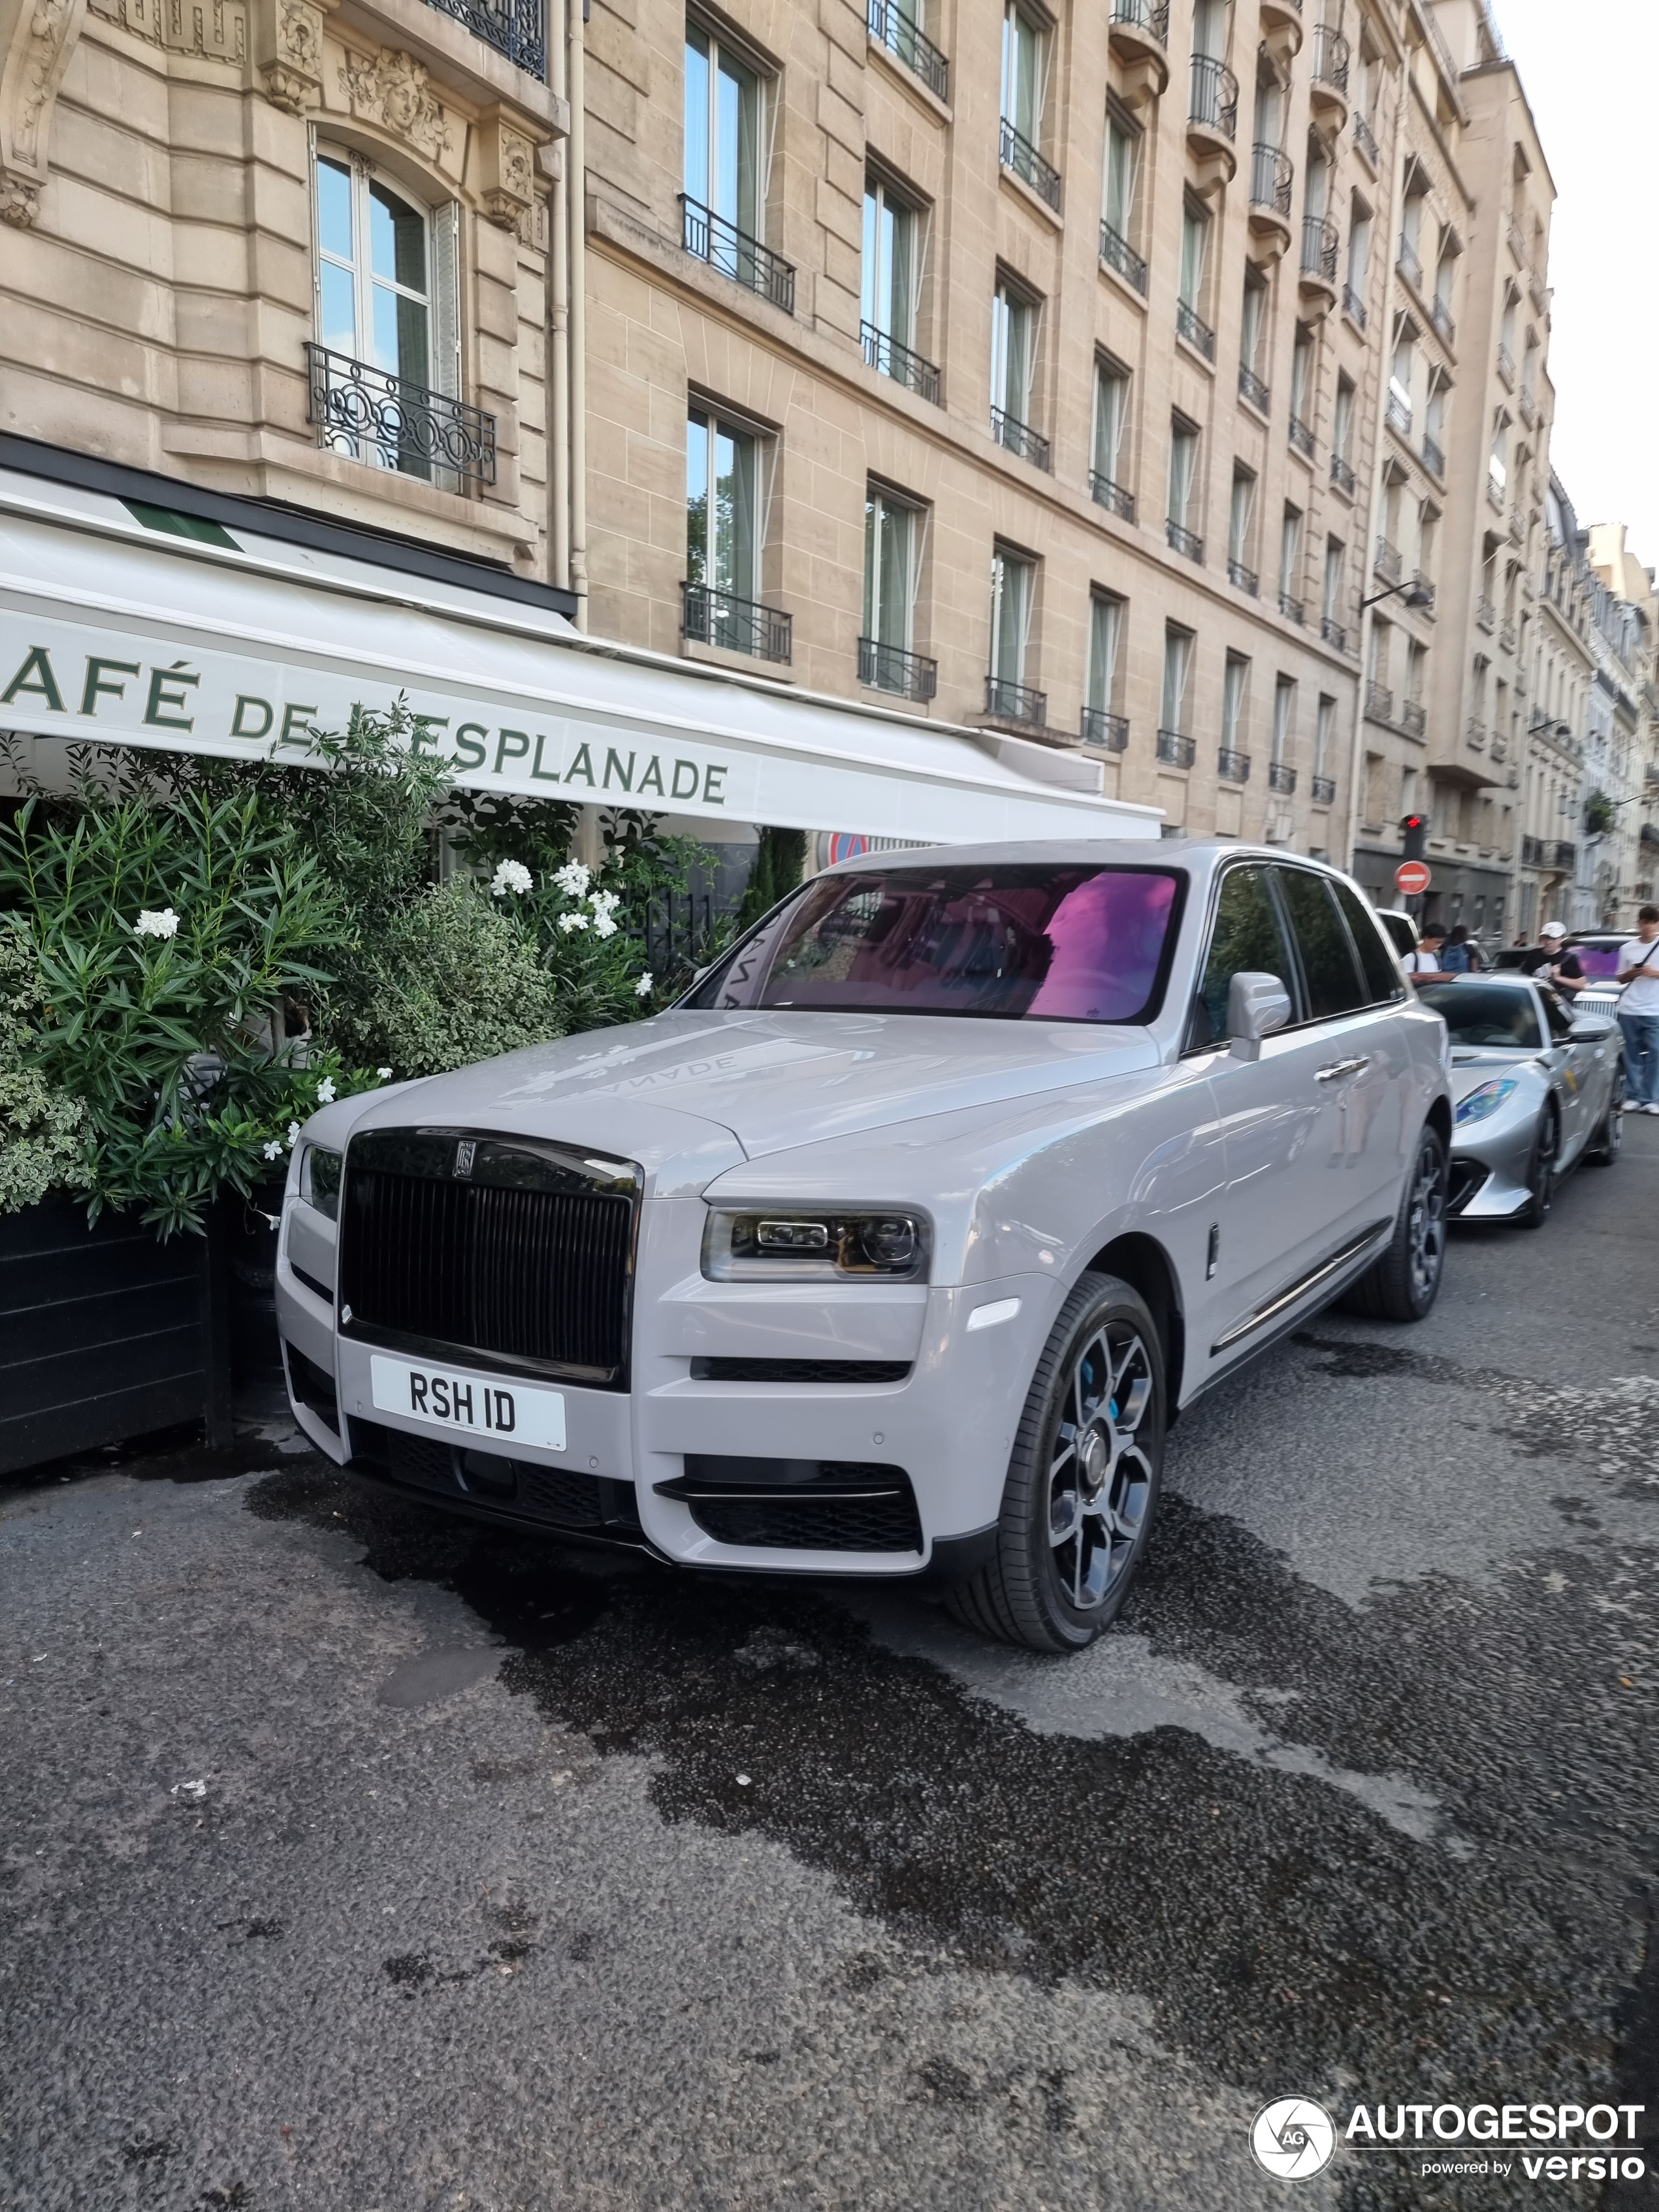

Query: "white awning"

xmin=0 ymin=471 xmax=1160 ymax=845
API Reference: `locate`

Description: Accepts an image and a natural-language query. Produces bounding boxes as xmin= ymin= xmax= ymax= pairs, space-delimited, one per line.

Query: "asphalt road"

xmin=3 ymin=1124 xmax=1657 ymax=2212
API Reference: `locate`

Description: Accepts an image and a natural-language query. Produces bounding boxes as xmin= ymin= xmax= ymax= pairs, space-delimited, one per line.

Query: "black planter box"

xmin=0 ymin=1194 xmax=231 ymax=1475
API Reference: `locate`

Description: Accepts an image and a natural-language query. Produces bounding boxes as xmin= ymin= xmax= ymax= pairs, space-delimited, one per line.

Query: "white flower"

xmin=315 ymin=1077 xmax=336 ymax=1104
xmin=635 ymin=972 xmax=653 ymax=998
xmin=135 ymin=907 xmax=180 ymax=940
xmin=286 ymin=1121 xmax=301 ymax=1148
xmin=592 ymin=914 xmax=618 ymax=940
xmin=552 ymin=861 xmax=591 ymax=899
xmin=263 ymin=1140 xmax=283 ymax=1161
xmin=558 ymin=910 xmax=589 ymax=934
xmin=376 ymin=1066 xmax=393 ymax=1081
xmin=588 ymin=888 xmax=622 ymax=917
xmin=491 ymin=859 xmax=533 ymax=897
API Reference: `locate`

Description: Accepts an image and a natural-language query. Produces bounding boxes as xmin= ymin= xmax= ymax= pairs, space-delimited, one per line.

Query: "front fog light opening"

xmin=300 ymin=1143 xmax=343 ymax=1220
xmin=703 ymin=1208 xmax=930 ymax=1282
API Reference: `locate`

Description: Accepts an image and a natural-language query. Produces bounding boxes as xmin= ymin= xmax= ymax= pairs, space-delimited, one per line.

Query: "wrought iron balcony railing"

xmin=862 ymin=320 xmax=941 ymax=403
xmin=1080 ymin=706 xmax=1130 ymax=751
xmin=1353 ymin=111 xmax=1378 ymax=166
xmin=991 ymin=406 xmax=1050 ymax=469
xmin=1217 ymin=746 xmax=1251 ymax=782
xmin=1321 ymin=614 xmax=1346 ymax=651
xmin=985 ymin=674 xmax=1046 ymax=726
xmin=1176 ymin=300 xmax=1215 ymax=359
xmin=1157 ymin=729 xmax=1196 ymax=767
xmin=1518 ymin=388 xmax=1537 ymax=428
xmin=1300 ymin=215 xmax=1339 ymax=284
xmin=1554 ymin=841 xmax=1577 ymax=870
xmin=1386 ymin=390 xmax=1411 ymax=437
xmin=1289 ymin=414 xmax=1315 ymax=460
xmin=1312 ymin=24 xmax=1350 ymax=95
xmin=1089 ymin=472 xmax=1136 ymax=522
xmin=1167 ymin=520 xmax=1204 ymax=562
xmin=1000 ymin=117 xmax=1061 ymax=210
xmin=1188 ymin=54 xmax=1238 ymax=139
xmin=1250 ymin=142 xmax=1293 ymax=216
xmin=1330 ymin=453 xmax=1355 ymax=496
xmin=1497 ymin=342 xmax=1515 ymax=388
xmin=305 ymin=342 xmax=497 ymax=487
xmin=1429 ymin=295 xmax=1455 ymax=348
xmin=1402 ymin=700 xmax=1427 ymax=737
xmin=1311 ymin=773 xmax=1336 ymax=805
xmin=1279 ymin=590 xmax=1305 ymax=624
xmin=682 ymin=580 xmax=792 ymax=663
xmin=1238 ymin=365 xmax=1270 ymax=415
xmin=1475 ymin=594 xmax=1496 ymax=633
xmin=1374 ymin=537 xmax=1402 ymax=583
xmin=1110 ymin=0 xmax=1169 ymax=42
xmin=1422 ymin=434 xmax=1445 ymax=479
xmin=1100 ymin=221 xmax=1148 ymax=294
xmin=1268 ymin=761 xmax=1298 ymax=794
xmin=423 ymin=0 xmax=545 ymax=76
xmin=681 ymin=195 xmax=796 ymax=312
xmin=1522 ymin=835 xmax=1546 ymax=868
xmin=866 ymin=0 xmax=949 ymax=100
xmin=1343 ymin=283 xmax=1367 ymax=330
xmin=859 ymin=635 xmax=937 ymax=700
xmin=1229 ymin=558 xmax=1259 ymax=595
xmin=1366 ymin=682 xmax=1393 ymax=723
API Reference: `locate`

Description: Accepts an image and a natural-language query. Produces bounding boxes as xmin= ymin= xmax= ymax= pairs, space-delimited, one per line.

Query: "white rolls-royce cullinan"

xmin=278 ymin=842 xmax=1451 ymax=1651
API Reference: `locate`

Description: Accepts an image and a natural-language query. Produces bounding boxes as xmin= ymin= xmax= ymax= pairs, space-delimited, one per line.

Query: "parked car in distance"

xmin=277 ymin=842 xmax=1453 ymax=1653
xmin=1420 ymin=973 xmax=1622 ymax=1226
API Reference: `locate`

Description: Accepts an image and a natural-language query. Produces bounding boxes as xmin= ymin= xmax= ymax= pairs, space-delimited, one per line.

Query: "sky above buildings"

xmin=1492 ymin=0 xmax=1658 ymax=574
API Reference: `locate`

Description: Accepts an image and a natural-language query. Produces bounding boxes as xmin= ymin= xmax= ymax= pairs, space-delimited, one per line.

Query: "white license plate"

xmin=368 ymin=1355 xmax=566 ymax=1452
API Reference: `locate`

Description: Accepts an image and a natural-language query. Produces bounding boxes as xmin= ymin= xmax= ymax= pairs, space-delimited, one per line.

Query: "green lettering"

xmin=670 ymin=758 xmax=700 ymax=799
xmin=144 ymin=662 xmax=201 ymax=730
xmin=81 ymin=657 xmax=141 ymax=714
xmin=637 ymin=754 xmax=665 ymax=797
xmin=531 ymin=732 xmax=562 ymax=784
xmin=702 ymin=763 xmax=728 ymax=805
xmin=410 ymin=714 xmax=449 ymax=756
xmin=231 ymin=694 xmax=274 ymax=739
xmin=603 ymin=747 xmax=636 ymax=792
xmin=494 ymin=728 xmax=531 ymax=774
xmin=566 ymin=742 xmax=596 ymax=787
xmin=454 ymin=722 xmax=488 ymax=769
xmin=278 ymin=702 xmax=319 ymax=745
xmin=1 ymin=646 xmax=65 ymax=713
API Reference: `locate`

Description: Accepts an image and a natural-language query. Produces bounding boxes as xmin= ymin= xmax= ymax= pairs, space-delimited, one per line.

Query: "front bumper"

xmin=276 ymin=1189 xmax=1057 ymax=1578
xmin=1447 ymin=1096 xmax=1544 ymax=1219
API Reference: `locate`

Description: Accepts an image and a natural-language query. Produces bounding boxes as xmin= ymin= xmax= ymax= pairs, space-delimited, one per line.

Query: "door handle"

xmin=1315 ymin=1055 xmax=1372 ymax=1083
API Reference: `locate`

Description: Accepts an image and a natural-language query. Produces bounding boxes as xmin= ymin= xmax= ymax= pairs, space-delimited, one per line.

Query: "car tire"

xmin=1340 ymin=1123 xmax=1449 ymax=1322
xmin=946 ymin=1272 xmax=1165 ymax=1654
xmin=1519 ymin=1108 xmax=1558 ymax=1228
xmin=1586 ymin=1087 xmax=1624 ymax=1166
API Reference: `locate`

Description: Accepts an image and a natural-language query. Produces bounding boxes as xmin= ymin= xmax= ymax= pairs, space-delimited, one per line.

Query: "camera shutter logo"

xmin=1251 ymin=2098 xmax=1336 ymax=2181
xmin=453 ymin=1140 xmax=476 ymax=1178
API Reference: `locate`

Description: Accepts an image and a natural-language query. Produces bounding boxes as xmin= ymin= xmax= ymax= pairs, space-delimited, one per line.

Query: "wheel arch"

xmin=1079 ymin=1230 xmax=1187 ymax=1418
xmin=1426 ymin=1093 xmax=1453 ymax=1150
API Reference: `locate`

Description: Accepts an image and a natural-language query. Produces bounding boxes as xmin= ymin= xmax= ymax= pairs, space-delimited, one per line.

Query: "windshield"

xmin=1418 ymin=982 xmax=1543 ymax=1050
xmin=685 ymin=865 xmax=1185 ymax=1023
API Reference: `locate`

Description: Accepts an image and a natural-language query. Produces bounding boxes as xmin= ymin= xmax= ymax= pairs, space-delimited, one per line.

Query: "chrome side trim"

xmin=1210 ymin=1218 xmax=1392 ymax=1354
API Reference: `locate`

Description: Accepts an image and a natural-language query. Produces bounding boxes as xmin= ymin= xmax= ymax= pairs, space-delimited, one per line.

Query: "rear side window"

xmin=1334 ymin=882 xmax=1405 ymax=1004
xmin=1276 ymin=869 xmax=1367 ymax=1019
xmin=1189 ymin=865 xmax=1297 ymax=1048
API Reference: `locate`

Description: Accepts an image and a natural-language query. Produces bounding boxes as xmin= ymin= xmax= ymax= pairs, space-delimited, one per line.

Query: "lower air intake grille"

xmin=347 ymin=1419 xmax=639 ymax=1533
xmin=283 ymin=1341 xmax=339 ymax=1432
xmin=690 ymin=1358 xmax=912 ymax=1383
xmin=660 ymin=1456 xmax=922 ymax=1553
xmin=1446 ymin=1161 xmax=1490 ymax=1216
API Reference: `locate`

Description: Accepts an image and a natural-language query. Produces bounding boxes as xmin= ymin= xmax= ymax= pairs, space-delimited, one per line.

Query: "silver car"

xmin=277 ymin=842 xmax=1452 ymax=1652
xmin=1421 ymin=974 xmax=1623 ymax=1226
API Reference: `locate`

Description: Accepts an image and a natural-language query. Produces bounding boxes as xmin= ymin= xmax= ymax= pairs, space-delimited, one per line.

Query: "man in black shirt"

xmin=1519 ymin=920 xmax=1585 ymax=999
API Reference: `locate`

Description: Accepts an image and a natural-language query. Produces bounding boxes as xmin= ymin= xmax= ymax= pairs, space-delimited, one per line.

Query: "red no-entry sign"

xmin=1395 ymin=861 xmax=1432 ymax=896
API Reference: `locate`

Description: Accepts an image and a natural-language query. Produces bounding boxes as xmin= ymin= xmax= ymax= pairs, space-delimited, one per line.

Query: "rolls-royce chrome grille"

xmin=337 ymin=1129 xmax=641 ymax=1387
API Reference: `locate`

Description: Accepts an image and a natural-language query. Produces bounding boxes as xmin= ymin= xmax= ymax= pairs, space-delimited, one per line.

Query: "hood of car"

xmin=330 ymin=1010 xmax=1163 ymax=1187
xmin=1449 ymin=1050 xmax=1547 ymax=1099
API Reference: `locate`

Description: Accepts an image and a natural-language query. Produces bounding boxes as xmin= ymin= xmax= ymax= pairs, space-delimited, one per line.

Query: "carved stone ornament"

xmin=255 ymin=0 xmax=322 ymax=112
xmin=89 ymin=0 xmax=247 ymax=63
xmin=340 ymin=45 xmax=450 ymax=163
xmin=1 ymin=0 xmax=86 ymax=224
xmin=478 ymin=112 xmax=536 ymax=236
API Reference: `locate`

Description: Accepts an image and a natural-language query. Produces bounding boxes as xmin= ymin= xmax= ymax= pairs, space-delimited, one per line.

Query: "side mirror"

xmin=1227 ymin=971 xmax=1293 ymax=1062
xmin=1570 ymin=1014 xmax=1613 ymax=1042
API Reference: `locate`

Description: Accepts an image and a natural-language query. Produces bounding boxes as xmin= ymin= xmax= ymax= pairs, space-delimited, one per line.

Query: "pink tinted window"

xmin=693 ymin=866 xmax=1183 ymax=1023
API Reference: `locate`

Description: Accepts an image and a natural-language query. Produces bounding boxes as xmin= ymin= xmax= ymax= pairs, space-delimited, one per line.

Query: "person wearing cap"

xmin=1520 ymin=922 xmax=1586 ymax=998
xmin=1401 ymin=922 xmax=1452 ymax=982
xmin=1614 ymin=903 xmax=1659 ymax=1114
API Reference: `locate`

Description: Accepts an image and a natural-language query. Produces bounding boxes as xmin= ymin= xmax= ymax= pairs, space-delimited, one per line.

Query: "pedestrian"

xmin=1522 ymin=920 xmax=1587 ymax=999
xmin=1439 ymin=923 xmax=1481 ymax=974
xmin=1402 ymin=923 xmax=1451 ymax=981
xmin=1615 ymin=903 xmax=1659 ymax=1114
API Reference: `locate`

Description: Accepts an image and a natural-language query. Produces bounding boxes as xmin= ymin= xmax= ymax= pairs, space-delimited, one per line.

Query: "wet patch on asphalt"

xmin=245 ymin=1452 xmax=1659 ymax=2208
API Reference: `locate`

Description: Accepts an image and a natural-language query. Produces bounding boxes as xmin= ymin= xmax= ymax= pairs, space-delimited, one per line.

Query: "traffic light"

xmin=1400 ymin=814 xmax=1428 ymax=861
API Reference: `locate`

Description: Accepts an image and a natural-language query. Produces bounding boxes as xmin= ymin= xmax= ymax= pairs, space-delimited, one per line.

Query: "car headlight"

xmin=300 ymin=1143 xmax=343 ymax=1220
xmin=702 ymin=1208 xmax=929 ymax=1282
xmin=1455 ymin=1078 xmax=1520 ymax=1127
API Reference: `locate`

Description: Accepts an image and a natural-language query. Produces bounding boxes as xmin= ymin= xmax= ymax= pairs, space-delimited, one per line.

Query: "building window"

xmin=1178 ymin=195 xmax=1212 ymax=353
xmin=1167 ymin=415 xmax=1200 ymax=556
xmin=1239 ymin=268 xmax=1268 ymax=401
xmin=989 ymin=544 xmax=1038 ymax=711
xmin=1314 ymin=694 xmax=1336 ymax=781
xmin=1221 ymin=653 xmax=1249 ymax=754
xmin=684 ymin=23 xmax=790 ymax=306
xmin=1279 ymin=504 xmax=1303 ymax=617
xmin=1346 ymin=196 xmax=1372 ymax=315
xmin=685 ymin=405 xmax=784 ymax=658
xmin=1091 ymin=355 xmax=1131 ymax=507
xmin=991 ymin=276 xmax=1044 ymax=460
xmin=1229 ymin=466 xmax=1256 ymax=589
xmin=1323 ymin=538 xmax=1344 ymax=625
xmin=1084 ymin=593 xmax=1125 ymax=745
xmin=1161 ymin=626 xmax=1194 ymax=755
xmin=1102 ymin=101 xmax=1142 ymax=274
xmin=1001 ymin=1 xmax=1048 ymax=153
xmin=1272 ymin=674 xmax=1296 ymax=765
xmin=862 ymin=174 xmax=933 ymax=395
xmin=862 ymin=487 xmax=931 ymax=698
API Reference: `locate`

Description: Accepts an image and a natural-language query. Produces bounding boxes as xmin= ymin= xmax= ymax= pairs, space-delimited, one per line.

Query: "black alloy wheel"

xmin=948 ymin=1272 xmax=1165 ymax=1653
xmin=1519 ymin=1107 xmax=1558 ymax=1228
xmin=1342 ymin=1123 xmax=1449 ymax=1322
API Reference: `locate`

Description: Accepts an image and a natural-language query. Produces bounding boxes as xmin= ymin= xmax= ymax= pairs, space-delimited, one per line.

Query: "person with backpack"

xmin=1401 ymin=923 xmax=1452 ymax=982
xmin=1440 ymin=923 xmax=1481 ymax=974
xmin=1615 ymin=905 xmax=1659 ymax=1114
